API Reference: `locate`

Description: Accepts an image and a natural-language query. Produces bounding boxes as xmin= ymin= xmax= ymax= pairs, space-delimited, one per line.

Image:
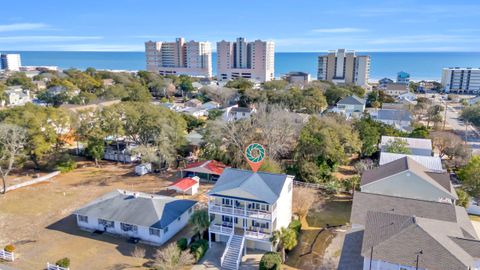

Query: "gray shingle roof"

xmin=361 ymin=211 xmax=480 ymax=270
xmin=230 ymin=107 xmax=252 ymax=113
xmin=337 ymin=95 xmax=365 ymax=105
xmin=360 ymin=157 xmax=456 ymax=199
xmin=74 ymin=190 xmax=196 ymax=229
xmin=207 ymin=168 xmax=290 ymax=204
xmin=376 ymin=109 xmax=412 ymax=121
xmin=350 ymin=191 xmax=477 ymax=239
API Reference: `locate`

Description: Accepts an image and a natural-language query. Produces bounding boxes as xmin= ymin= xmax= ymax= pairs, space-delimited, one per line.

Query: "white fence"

xmin=3 ymin=171 xmax=60 ymax=193
xmin=0 ymin=250 xmax=14 ymax=261
xmin=47 ymin=263 xmax=69 ymax=270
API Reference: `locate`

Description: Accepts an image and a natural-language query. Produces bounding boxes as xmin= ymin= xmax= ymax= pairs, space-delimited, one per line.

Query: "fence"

xmin=293 ymin=180 xmax=327 ymax=190
xmin=0 ymin=250 xmax=14 ymax=261
xmin=47 ymin=263 xmax=69 ymax=270
xmin=3 ymin=171 xmax=60 ymax=193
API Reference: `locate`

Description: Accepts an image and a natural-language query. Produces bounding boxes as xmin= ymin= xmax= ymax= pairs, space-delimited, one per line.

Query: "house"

xmin=74 ymin=190 xmax=197 ymax=245
xmin=4 ymin=86 xmax=31 ymax=106
xmin=396 ymin=71 xmax=410 ymax=84
xmin=383 ymin=82 xmax=409 ymax=97
xmin=361 ymin=157 xmax=457 ymax=204
xmin=369 ymin=109 xmax=413 ymax=131
xmin=102 ymin=79 xmax=115 ymax=87
xmin=378 ymin=77 xmax=394 ymax=89
xmin=224 ymin=106 xmax=255 ymax=121
xmin=185 ymin=98 xmax=203 ymax=108
xmin=397 ymin=91 xmax=416 ymax=102
xmin=379 ymin=152 xmax=443 ymax=172
xmin=361 ymin=211 xmax=480 ymax=270
xmin=283 ymin=71 xmax=310 ymax=86
xmin=103 ymin=142 xmax=140 ymax=163
xmin=167 ymin=176 xmax=200 ymax=195
xmin=33 ymin=80 xmax=47 ymax=90
xmin=380 ymin=136 xmax=433 ymax=156
xmin=335 ymin=95 xmax=365 ymax=114
xmin=181 ymin=160 xmax=227 ymax=182
xmin=207 ymin=168 xmax=294 ymax=269
xmin=201 ymin=101 xmax=221 ymax=111
xmin=182 ymin=107 xmax=208 ymax=118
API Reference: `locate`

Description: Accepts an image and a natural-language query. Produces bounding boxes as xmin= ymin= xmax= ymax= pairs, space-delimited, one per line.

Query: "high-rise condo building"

xmin=217 ymin=37 xmax=275 ymax=82
xmin=0 ymin=53 xmax=21 ymax=71
xmin=441 ymin=67 xmax=480 ymax=94
xmin=145 ymin=38 xmax=212 ymax=77
xmin=317 ymin=49 xmax=370 ymax=88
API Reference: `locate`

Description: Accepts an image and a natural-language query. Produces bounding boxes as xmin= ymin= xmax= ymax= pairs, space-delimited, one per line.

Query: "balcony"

xmin=210 ymin=223 xmax=233 ymax=235
xmin=209 ymin=223 xmax=271 ymax=241
xmin=208 ymin=203 xmax=275 ymax=221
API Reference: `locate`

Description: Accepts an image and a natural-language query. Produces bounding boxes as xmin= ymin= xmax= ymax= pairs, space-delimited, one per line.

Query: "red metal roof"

xmin=169 ymin=178 xmax=198 ymax=191
xmin=184 ymin=160 xmax=227 ymax=175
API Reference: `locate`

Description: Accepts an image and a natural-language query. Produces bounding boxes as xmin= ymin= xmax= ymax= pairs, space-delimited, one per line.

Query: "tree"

xmin=154 ymin=243 xmax=195 ymax=270
xmin=189 ymin=210 xmax=210 ymax=239
xmin=409 ymin=125 xmax=429 ymax=138
xmin=271 ymin=227 xmax=298 ymax=263
xmin=225 ymin=78 xmax=254 ymax=90
xmin=354 ymin=117 xmax=381 ymax=156
xmin=76 ymin=110 xmax=105 ymax=167
xmin=458 ymin=156 xmax=480 ymax=198
xmin=430 ymin=131 xmax=471 ymax=168
xmin=383 ymin=138 xmax=411 ymax=154
xmin=259 ymin=252 xmax=282 ymax=270
xmin=292 ymin=187 xmax=315 ymax=220
xmin=259 ymin=158 xmax=283 ymax=173
xmin=456 ymin=188 xmax=470 ymax=208
xmin=123 ymin=82 xmax=152 ymax=102
xmin=426 ymin=104 xmax=444 ymax=128
xmin=325 ymin=86 xmax=350 ymax=105
xmin=0 ymin=124 xmax=27 ymax=194
xmin=462 ymin=105 xmax=480 ymax=128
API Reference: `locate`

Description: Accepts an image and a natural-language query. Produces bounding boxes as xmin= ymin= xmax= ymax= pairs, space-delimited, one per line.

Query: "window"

xmin=98 ymin=219 xmax=114 ymax=228
xmin=78 ymin=215 xmax=88 ymax=223
xmin=164 ymin=226 xmax=169 ymax=233
xmin=120 ymin=223 xmax=138 ymax=233
xmin=177 ymin=216 xmax=181 ymax=221
xmin=149 ymin=228 xmax=161 ymax=237
xmin=188 ymin=207 xmax=193 ymax=214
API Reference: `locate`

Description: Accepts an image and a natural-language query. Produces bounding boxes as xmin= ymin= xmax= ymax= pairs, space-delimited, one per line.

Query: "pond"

xmin=285 ymin=197 xmax=352 ymax=270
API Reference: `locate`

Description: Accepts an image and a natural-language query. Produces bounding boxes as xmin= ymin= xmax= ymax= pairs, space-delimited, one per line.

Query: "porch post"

xmin=244 ymin=241 xmax=247 ymax=255
xmin=208 ymin=230 xmax=211 ymax=248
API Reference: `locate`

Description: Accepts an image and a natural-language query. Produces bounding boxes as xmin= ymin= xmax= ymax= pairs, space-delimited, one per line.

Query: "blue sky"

xmin=2 ymin=0 xmax=480 ymax=52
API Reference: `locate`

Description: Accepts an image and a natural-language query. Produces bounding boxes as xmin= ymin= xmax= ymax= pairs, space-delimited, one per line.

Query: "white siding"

xmin=274 ymin=176 xmax=293 ymax=230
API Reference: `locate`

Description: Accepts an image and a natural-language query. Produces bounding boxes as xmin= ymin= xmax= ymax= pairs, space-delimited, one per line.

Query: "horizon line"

xmin=3 ymin=50 xmax=480 ymax=53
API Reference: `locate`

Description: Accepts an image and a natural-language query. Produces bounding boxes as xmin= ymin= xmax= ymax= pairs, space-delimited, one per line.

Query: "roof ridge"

xmin=357 ymin=191 xmax=451 ymax=205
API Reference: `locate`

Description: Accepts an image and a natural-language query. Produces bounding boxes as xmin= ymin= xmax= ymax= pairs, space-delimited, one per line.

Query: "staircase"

xmin=221 ymin=234 xmax=245 ymax=270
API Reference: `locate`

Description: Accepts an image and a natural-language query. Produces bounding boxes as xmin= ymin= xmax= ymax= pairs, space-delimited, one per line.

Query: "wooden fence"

xmin=47 ymin=263 xmax=69 ymax=270
xmin=0 ymin=250 xmax=14 ymax=262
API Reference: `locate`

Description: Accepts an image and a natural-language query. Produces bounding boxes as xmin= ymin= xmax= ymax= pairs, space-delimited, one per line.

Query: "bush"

xmin=4 ymin=244 xmax=15 ymax=252
xmin=177 ymin=237 xmax=188 ymax=251
xmin=259 ymin=252 xmax=282 ymax=270
xmin=55 ymin=154 xmax=77 ymax=173
xmin=288 ymin=220 xmax=302 ymax=235
xmin=190 ymin=239 xmax=208 ymax=261
xmin=56 ymin=257 xmax=70 ymax=268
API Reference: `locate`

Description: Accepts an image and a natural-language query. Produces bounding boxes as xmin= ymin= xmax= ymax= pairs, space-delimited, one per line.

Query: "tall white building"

xmin=441 ymin=67 xmax=480 ymax=94
xmin=317 ymin=49 xmax=370 ymax=88
xmin=217 ymin=38 xmax=275 ymax=82
xmin=1 ymin=53 xmax=21 ymax=71
xmin=145 ymin=38 xmax=212 ymax=77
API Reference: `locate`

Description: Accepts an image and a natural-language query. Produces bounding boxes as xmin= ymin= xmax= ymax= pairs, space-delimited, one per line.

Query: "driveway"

xmin=192 ymin=242 xmax=262 ymax=270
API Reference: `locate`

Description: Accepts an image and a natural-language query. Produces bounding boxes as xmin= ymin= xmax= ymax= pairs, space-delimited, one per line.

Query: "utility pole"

xmin=443 ymin=101 xmax=447 ymax=130
xmin=416 ymin=250 xmax=423 ymax=270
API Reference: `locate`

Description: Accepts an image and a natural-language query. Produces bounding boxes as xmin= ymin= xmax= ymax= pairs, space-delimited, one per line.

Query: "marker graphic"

xmin=245 ymin=143 xmax=266 ymax=173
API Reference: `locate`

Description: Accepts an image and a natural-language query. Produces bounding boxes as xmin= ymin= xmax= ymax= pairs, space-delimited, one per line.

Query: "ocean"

xmin=5 ymin=51 xmax=480 ymax=81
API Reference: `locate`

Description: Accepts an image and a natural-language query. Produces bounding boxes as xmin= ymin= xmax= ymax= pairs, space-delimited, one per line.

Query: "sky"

xmin=1 ymin=0 xmax=480 ymax=52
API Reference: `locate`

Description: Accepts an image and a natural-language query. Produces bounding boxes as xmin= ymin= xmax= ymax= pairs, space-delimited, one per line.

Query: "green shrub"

xmin=56 ymin=154 xmax=77 ymax=173
xmin=56 ymin=257 xmax=70 ymax=268
xmin=190 ymin=239 xmax=208 ymax=261
xmin=176 ymin=237 xmax=188 ymax=251
xmin=288 ymin=220 xmax=302 ymax=234
xmin=4 ymin=244 xmax=15 ymax=252
xmin=259 ymin=252 xmax=282 ymax=270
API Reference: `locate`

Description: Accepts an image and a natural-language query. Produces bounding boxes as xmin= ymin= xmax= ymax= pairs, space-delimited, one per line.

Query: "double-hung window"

xmin=149 ymin=228 xmax=161 ymax=237
xmin=78 ymin=215 xmax=88 ymax=223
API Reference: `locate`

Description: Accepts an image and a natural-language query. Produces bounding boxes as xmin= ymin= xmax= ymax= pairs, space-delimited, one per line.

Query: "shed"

xmin=135 ymin=163 xmax=152 ymax=176
xmin=167 ymin=176 xmax=200 ymax=195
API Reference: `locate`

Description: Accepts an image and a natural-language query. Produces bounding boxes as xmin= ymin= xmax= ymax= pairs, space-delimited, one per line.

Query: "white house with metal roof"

xmin=333 ymin=95 xmax=366 ymax=117
xmin=380 ymin=136 xmax=433 ymax=156
xmin=207 ymin=168 xmax=293 ymax=269
xmin=74 ymin=190 xmax=196 ymax=245
xmin=379 ymin=152 xmax=443 ymax=172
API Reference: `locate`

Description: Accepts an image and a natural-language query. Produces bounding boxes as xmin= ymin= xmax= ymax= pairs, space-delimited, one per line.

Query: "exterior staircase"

xmin=221 ymin=234 xmax=245 ymax=270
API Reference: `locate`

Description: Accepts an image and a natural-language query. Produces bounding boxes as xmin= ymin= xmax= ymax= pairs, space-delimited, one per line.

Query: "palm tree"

xmin=188 ymin=209 xmax=210 ymax=239
xmin=270 ymin=227 xmax=298 ymax=263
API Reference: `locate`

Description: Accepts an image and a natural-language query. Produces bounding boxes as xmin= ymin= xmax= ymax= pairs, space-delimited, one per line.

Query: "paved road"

xmin=442 ymin=101 xmax=480 ymax=155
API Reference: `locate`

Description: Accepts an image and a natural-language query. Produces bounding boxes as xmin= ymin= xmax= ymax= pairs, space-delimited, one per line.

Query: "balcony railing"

xmin=209 ymin=223 xmax=233 ymax=235
xmin=245 ymin=229 xmax=271 ymax=241
xmin=210 ymin=224 xmax=272 ymax=241
xmin=208 ymin=203 xmax=275 ymax=220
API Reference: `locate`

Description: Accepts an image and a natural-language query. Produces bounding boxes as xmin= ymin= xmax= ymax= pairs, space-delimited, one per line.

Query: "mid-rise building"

xmin=441 ymin=67 xmax=480 ymax=94
xmin=317 ymin=49 xmax=370 ymax=88
xmin=217 ymin=38 xmax=275 ymax=82
xmin=396 ymin=71 xmax=410 ymax=84
xmin=0 ymin=53 xmax=21 ymax=71
xmin=145 ymin=38 xmax=212 ymax=77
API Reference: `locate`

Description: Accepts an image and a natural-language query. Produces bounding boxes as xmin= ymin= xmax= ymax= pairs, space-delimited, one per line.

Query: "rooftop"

xmin=169 ymin=177 xmax=198 ymax=191
xmin=184 ymin=160 xmax=227 ymax=175
xmin=337 ymin=95 xmax=365 ymax=105
xmin=379 ymin=152 xmax=443 ymax=172
xmin=380 ymin=136 xmax=432 ymax=151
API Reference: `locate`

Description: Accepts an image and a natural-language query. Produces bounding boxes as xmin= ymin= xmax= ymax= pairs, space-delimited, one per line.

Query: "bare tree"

xmin=354 ymin=159 xmax=375 ymax=174
xmin=131 ymin=246 xmax=146 ymax=258
xmin=0 ymin=124 xmax=27 ymax=194
xmin=293 ymin=187 xmax=316 ymax=220
xmin=154 ymin=243 xmax=195 ymax=270
xmin=431 ymin=131 xmax=471 ymax=168
xmin=200 ymin=85 xmax=238 ymax=106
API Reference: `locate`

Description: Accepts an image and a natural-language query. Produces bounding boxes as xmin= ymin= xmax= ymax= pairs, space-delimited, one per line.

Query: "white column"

xmin=208 ymin=229 xmax=211 ymax=248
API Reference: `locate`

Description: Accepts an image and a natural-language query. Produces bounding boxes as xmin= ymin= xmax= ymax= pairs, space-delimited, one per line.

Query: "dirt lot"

xmin=0 ymin=161 xmax=211 ymax=270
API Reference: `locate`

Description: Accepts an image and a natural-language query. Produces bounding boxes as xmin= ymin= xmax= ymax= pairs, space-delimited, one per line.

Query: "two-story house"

xmin=333 ymin=95 xmax=366 ymax=117
xmin=207 ymin=168 xmax=293 ymax=270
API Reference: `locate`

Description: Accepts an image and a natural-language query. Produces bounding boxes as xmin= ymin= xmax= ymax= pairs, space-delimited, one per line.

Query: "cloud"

xmin=0 ymin=23 xmax=50 ymax=32
xmin=0 ymin=35 xmax=103 ymax=43
xmin=311 ymin=27 xmax=368 ymax=33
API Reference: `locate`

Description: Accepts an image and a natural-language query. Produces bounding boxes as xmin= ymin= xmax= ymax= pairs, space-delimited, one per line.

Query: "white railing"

xmin=0 ymin=250 xmax=14 ymax=261
xmin=47 ymin=263 xmax=70 ymax=270
xmin=244 ymin=229 xmax=271 ymax=241
xmin=220 ymin=234 xmax=234 ymax=266
xmin=235 ymin=237 xmax=245 ymax=269
xmin=210 ymin=223 xmax=233 ymax=235
xmin=209 ymin=203 xmax=273 ymax=220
